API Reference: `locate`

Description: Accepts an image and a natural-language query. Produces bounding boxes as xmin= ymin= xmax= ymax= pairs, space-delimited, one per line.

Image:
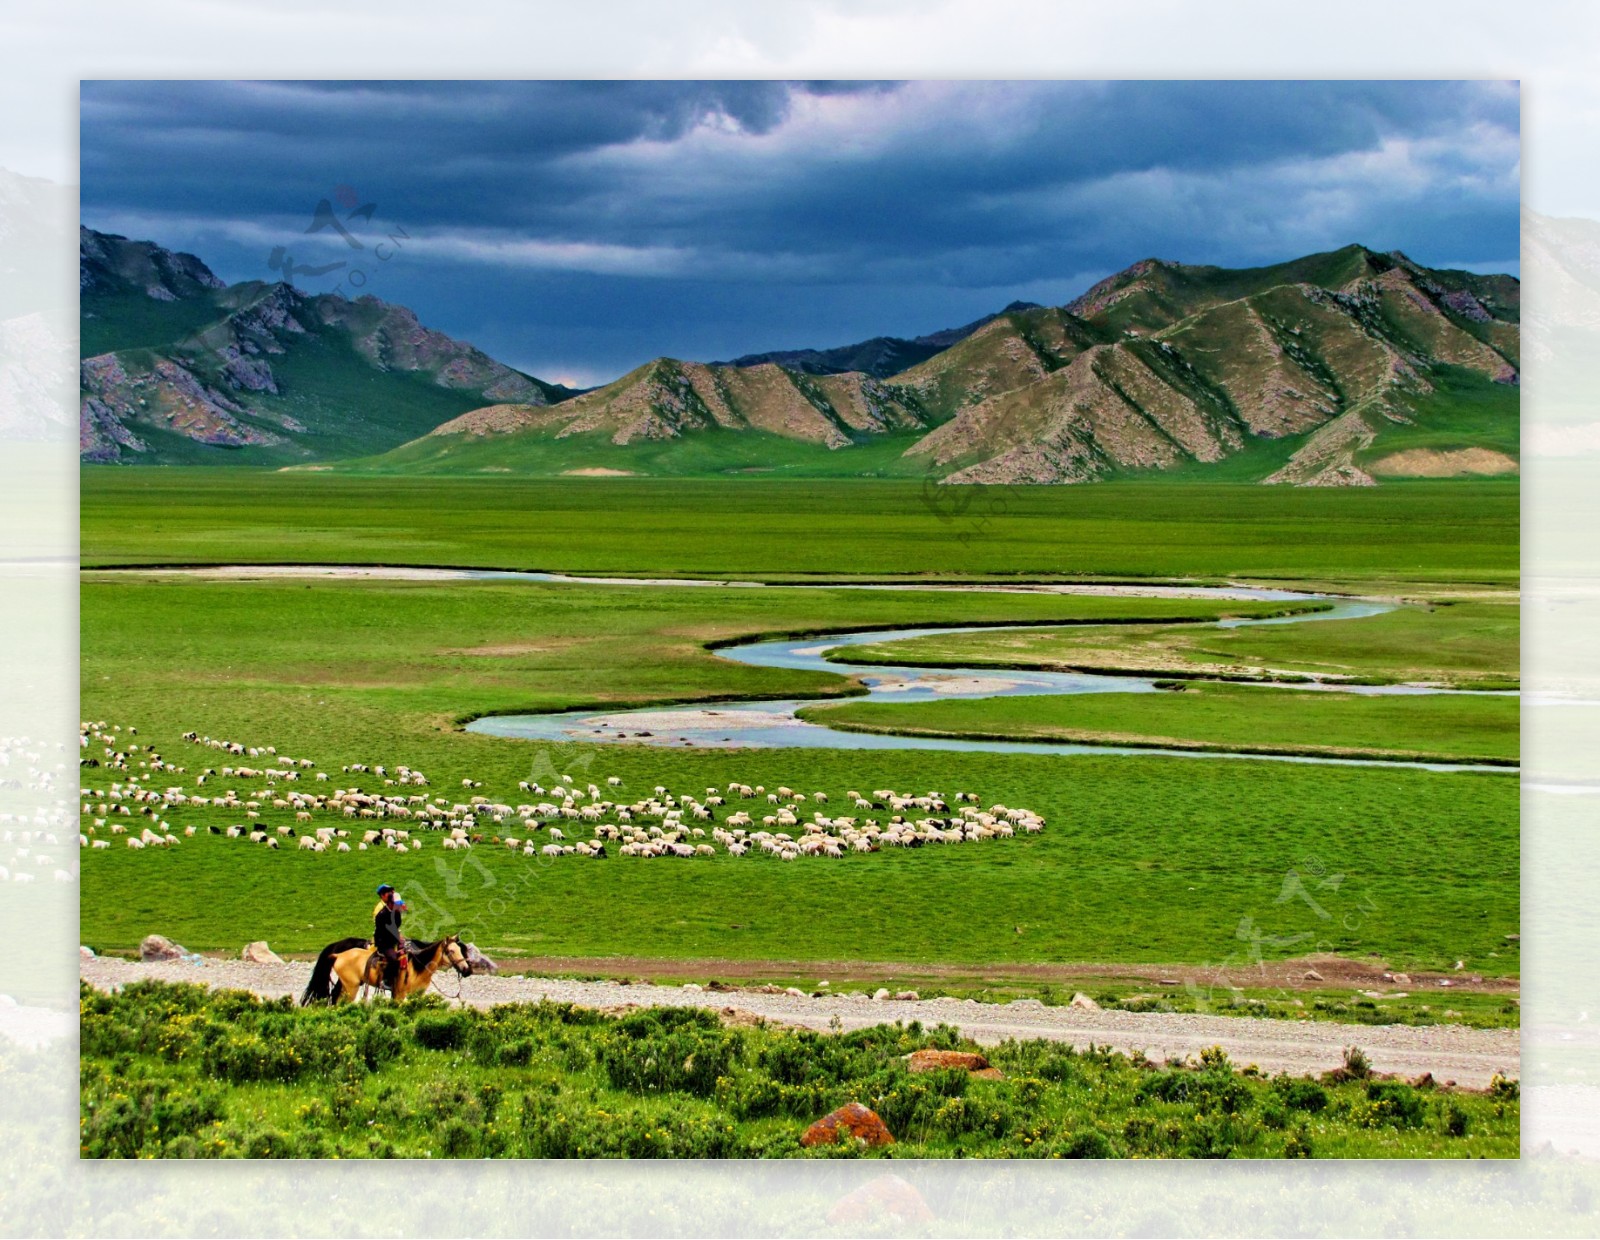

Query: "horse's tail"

xmin=300 ymin=936 xmax=369 ymax=1005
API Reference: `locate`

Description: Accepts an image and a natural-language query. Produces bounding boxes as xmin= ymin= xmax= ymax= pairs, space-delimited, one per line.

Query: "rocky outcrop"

xmin=429 ymin=357 xmax=925 ymax=451
xmin=905 ymin=1048 xmax=998 ymax=1076
xmin=79 ymin=227 xmax=570 ymax=463
xmin=79 ymin=352 xmax=286 ymax=462
xmin=80 ymin=226 xmax=225 ymax=300
xmin=139 ymin=934 xmax=187 ymax=962
xmin=800 ymin=1101 xmax=895 ymax=1149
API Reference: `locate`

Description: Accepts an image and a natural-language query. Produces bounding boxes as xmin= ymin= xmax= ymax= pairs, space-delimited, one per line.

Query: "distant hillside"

xmin=373 ymin=356 xmax=930 ymax=476
xmin=717 ymin=301 xmax=1042 ymax=377
xmin=374 ymin=244 xmax=1518 ymax=486
xmin=82 ymin=228 xmax=1519 ymax=485
xmin=79 ymin=228 xmax=575 ymax=464
xmin=902 ymin=246 xmax=1519 ymax=486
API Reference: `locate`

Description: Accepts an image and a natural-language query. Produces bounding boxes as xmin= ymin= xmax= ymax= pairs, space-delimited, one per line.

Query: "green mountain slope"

xmin=84 ymin=228 xmax=1518 ymax=485
xmin=365 ymin=356 xmax=930 ymax=474
xmin=903 ymin=247 xmax=1519 ymax=486
xmin=79 ymin=228 xmax=574 ymax=465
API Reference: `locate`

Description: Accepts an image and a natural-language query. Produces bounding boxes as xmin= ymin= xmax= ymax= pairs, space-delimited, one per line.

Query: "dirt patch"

xmin=441 ymin=640 xmax=579 ymax=657
xmin=444 ymin=952 xmax=1518 ymax=997
xmin=561 ymin=467 xmax=636 ymax=477
xmin=1368 ymin=448 xmax=1519 ymax=478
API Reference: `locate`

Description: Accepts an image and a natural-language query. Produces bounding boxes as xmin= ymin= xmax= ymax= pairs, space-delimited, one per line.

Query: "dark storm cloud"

xmin=79 ymin=80 xmax=1519 ymax=385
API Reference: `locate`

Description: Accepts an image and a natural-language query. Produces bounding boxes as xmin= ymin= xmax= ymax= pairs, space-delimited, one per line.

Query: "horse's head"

xmin=443 ymin=934 xmax=471 ymax=977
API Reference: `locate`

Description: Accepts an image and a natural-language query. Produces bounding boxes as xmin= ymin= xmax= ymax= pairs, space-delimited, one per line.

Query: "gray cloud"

xmin=80 ymin=80 xmax=1520 ymax=385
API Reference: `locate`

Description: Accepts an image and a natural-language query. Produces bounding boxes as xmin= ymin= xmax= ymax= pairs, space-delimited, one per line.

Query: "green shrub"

xmin=1489 ymin=1074 xmax=1520 ymax=1100
xmin=355 ymin=1019 xmax=405 ymax=1070
xmin=241 ymin=1127 xmax=298 ymax=1158
xmin=1274 ymin=1079 xmax=1329 ymax=1113
xmin=413 ymin=1011 xmax=471 ymax=1052
xmin=713 ymin=1069 xmax=787 ymax=1120
xmin=1137 ymin=1068 xmax=1253 ymax=1115
xmin=440 ymin=1118 xmax=477 ymax=1157
xmin=595 ymin=1020 xmax=744 ymax=1098
xmin=497 ymin=1037 xmax=536 ymax=1067
xmin=518 ymin=1094 xmax=741 ymax=1158
xmin=1352 ymin=1082 xmax=1425 ymax=1129
xmin=931 ymin=1095 xmax=1013 ymax=1139
xmin=79 ymin=1079 xmax=225 ymax=1158
xmin=1055 ymin=1128 xmax=1118 ymax=1158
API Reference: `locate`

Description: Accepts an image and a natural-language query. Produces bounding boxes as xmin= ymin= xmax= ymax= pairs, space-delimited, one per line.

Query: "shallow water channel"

xmin=457 ymin=580 xmax=1513 ymax=772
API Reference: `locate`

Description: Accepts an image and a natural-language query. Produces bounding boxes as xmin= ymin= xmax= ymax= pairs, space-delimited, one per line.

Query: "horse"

xmin=300 ymin=934 xmax=470 ymax=1005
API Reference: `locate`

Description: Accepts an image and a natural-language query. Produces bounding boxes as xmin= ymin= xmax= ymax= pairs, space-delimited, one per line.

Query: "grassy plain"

xmin=355 ymin=426 xmax=935 ymax=479
xmin=78 ymin=475 xmax=1519 ymax=988
xmin=803 ymin=682 xmax=1519 ymax=765
xmin=80 ymin=471 xmax=1518 ymax=589
xmin=80 ymin=982 xmax=1519 ymax=1159
xmin=79 ymin=575 xmax=1518 ymax=975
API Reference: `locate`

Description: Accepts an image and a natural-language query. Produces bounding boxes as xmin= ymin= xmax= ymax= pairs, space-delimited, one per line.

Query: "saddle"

xmin=364 ymin=945 xmax=413 ymax=991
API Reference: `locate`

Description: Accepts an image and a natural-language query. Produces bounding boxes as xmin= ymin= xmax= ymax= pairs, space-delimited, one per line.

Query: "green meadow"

xmin=80 ymin=471 xmax=1518 ymax=588
xmin=78 ymin=473 xmax=1519 ymax=1000
xmin=79 ymin=570 xmax=1518 ymax=976
xmin=803 ymin=682 xmax=1519 ymax=765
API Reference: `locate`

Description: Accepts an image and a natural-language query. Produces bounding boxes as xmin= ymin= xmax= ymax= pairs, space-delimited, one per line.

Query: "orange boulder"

xmin=800 ymin=1102 xmax=895 ymax=1149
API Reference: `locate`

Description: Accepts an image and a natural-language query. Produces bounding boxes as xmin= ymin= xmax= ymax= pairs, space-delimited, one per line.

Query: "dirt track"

xmin=81 ymin=956 xmax=1519 ymax=1089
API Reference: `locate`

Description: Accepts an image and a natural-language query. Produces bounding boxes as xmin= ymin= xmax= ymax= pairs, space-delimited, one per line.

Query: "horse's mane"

xmin=405 ymin=936 xmax=453 ymax=964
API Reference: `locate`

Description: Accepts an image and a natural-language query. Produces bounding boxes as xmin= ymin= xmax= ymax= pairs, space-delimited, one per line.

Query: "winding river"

xmin=97 ymin=566 xmax=1511 ymax=771
xmin=447 ymin=577 xmax=1514 ymax=773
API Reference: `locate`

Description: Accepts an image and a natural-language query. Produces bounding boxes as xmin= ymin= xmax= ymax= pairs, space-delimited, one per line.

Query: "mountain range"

xmin=79 ymin=228 xmax=573 ymax=464
xmin=713 ymin=301 xmax=1042 ymax=377
xmin=79 ymin=227 xmax=1519 ymax=484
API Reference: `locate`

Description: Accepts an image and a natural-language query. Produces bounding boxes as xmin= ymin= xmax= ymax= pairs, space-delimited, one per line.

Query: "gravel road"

xmin=82 ymin=956 xmax=1519 ymax=1088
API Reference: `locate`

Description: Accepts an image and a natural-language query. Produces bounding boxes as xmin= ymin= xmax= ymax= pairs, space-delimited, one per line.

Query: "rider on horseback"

xmin=372 ymin=883 xmax=406 ymax=993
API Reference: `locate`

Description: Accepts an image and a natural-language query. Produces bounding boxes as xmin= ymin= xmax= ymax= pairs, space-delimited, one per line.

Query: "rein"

xmin=431 ymin=969 xmax=465 ymax=1002
xmin=423 ymin=939 xmax=469 ymax=1002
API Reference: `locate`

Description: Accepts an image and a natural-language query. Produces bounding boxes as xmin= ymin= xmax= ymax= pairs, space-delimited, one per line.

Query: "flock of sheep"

xmin=79 ymin=722 xmax=1046 ymax=864
xmin=1 ymin=734 xmax=72 ymax=885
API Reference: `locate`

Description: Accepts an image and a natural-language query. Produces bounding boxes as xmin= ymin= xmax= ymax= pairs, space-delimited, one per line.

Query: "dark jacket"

xmin=373 ymin=899 xmax=403 ymax=953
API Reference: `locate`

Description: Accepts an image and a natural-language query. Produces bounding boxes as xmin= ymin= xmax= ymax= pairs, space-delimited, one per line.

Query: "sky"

xmin=79 ymin=79 xmax=1521 ymax=388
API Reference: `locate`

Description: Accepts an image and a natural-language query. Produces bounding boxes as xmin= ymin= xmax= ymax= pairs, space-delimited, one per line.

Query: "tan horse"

xmin=300 ymin=934 xmax=469 ymax=1005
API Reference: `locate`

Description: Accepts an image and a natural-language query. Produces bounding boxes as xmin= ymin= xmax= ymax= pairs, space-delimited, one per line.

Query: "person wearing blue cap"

xmin=372 ymin=883 xmax=405 ymax=994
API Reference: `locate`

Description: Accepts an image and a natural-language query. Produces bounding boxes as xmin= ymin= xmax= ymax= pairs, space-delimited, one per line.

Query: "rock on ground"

xmin=906 ymin=1049 xmax=992 ymax=1074
xmin=801 ymin=1102 xmax=895 ymax=1149
xmin=139 ymin=934 xmax=186 ymax=962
